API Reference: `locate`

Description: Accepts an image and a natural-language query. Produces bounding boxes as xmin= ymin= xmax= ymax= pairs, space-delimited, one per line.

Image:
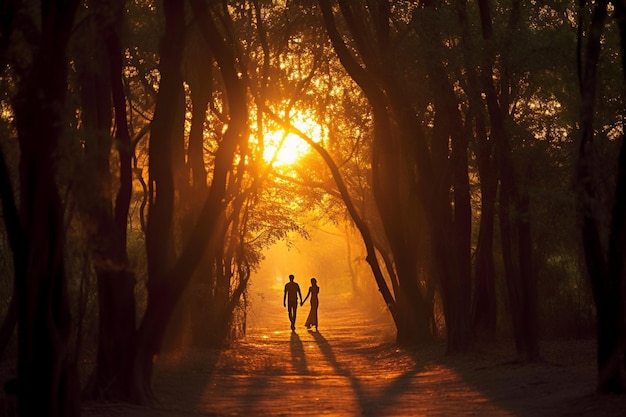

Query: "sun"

xmin=262 ymin=115 xmax=322 ymax=167
xmin=263 ymin=131 xmax=310 ymax=166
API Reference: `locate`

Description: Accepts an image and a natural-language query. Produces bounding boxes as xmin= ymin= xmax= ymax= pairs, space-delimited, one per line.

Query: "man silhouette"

xmin=283 ymin=274 xmax=302 ymax=331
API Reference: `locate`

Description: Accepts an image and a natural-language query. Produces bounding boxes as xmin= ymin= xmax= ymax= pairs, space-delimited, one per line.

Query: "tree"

xmin=10 ymin=0 xmax=81 ymax=415
xmin=129 ymin=0 xmax=253 ymax=401
xmin=458 ymin=0 xmax=540 ymax=359
xmin=74 ymin=0 xmax=137 ymax=400
xmin=576 ymin=0 xmax=626 ymax=394
xmin=318 ymin=0 xmax=474 ymax=349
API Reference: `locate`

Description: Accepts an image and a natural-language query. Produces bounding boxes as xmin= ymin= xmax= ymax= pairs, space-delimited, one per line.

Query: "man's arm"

xmin=297 ymin=285 xmax=303 ymax=303
xmin=283 ymin=285 xmax=287 ymax=307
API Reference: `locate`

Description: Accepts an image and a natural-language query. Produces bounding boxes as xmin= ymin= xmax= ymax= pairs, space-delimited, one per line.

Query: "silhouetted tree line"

xmin=0 ymin=0 xmax=624 ymax=415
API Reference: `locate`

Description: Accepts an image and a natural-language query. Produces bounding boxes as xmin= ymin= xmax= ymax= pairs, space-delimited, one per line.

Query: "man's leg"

xmin=288 ymin=303 xmax=297 ymax=330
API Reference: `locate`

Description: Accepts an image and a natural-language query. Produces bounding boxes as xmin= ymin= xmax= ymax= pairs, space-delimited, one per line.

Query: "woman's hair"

xmin=311 ymin=277 xmax=317 ymax=284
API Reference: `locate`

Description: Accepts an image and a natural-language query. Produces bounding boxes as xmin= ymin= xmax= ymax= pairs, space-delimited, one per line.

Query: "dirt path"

xmin=83 ymin=294 xmax=626 ymax=416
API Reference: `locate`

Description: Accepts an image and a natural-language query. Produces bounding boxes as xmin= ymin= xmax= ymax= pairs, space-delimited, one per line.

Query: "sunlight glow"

xmin=263 ymin=114 xmax=322 ymax=167
xmin=263 ymin=131 xmax=309 ymax=166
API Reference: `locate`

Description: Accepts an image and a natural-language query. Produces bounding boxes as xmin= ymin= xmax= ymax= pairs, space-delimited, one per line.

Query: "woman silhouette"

xmin=302 ymin=277 xmax=319 ymax=330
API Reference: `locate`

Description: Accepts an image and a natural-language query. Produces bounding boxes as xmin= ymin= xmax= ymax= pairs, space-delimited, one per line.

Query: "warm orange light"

xmin=262 ymin=113 xmax=322 ymax=167
xmin=263 ymin=131 xmax=308 ymax=166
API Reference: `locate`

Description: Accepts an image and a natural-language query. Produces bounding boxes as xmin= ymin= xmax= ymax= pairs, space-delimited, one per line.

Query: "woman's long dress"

xmin=305 ymin=285 xmax=319 ymax=329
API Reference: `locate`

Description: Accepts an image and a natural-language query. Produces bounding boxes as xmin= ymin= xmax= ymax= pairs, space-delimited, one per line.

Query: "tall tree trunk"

xmin=477 ymin=0 xmax=538 ymax=359
xmin=72 ymin=1 xmax=137 ymax=400
xmin=131 ymin=0 xmax=250 ymax=401
xmin=104 ymin=5 xmax=137 ymax=397
xmin=132 ymin=0 xmax=185 ymax=402
xmin=577 ymin=0 xmax=625 ymax=393
xmin=610 ymin=0 xmax=626 ymax=393
xmin=169 ymin=26 xmax=214 ymax=352
xmin=518 ymin=191 xmax=538 ymax=358
xmin=456 ymin=0 xmax=498 ymax=338
xmin=12 ymin=1 xmax=81 ymax=415
xmin=0 ymin=151 xmax=21 ymax=360
xmin=372 ymin=121 xmax=430 ymax=345
xmin=319 ymin=0 xmax=433 ymax=345
xmin=425 ymin=49 xmax=473 ymax=352
xmin=449 ymin=123 xmax=473 ymax=352
xmin=472 ymin=117 xmax=498 ymax=336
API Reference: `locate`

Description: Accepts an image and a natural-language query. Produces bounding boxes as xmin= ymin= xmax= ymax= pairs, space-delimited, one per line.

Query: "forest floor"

xmin=81 ymin=293 xmax=626 ymax=417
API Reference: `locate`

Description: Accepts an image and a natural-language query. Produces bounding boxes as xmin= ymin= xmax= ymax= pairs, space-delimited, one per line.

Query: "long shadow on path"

xmin=290 ymin=332 xmax=308 ymax=374
xmin=224 ymin=331 xmax=316 ymax=416
xmin=311 ymin=330 xmax=425 ymax=416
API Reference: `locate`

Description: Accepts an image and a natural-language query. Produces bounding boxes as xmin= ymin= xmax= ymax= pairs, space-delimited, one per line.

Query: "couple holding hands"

xmin=283 ymin=274 xmax=319 ymax=332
